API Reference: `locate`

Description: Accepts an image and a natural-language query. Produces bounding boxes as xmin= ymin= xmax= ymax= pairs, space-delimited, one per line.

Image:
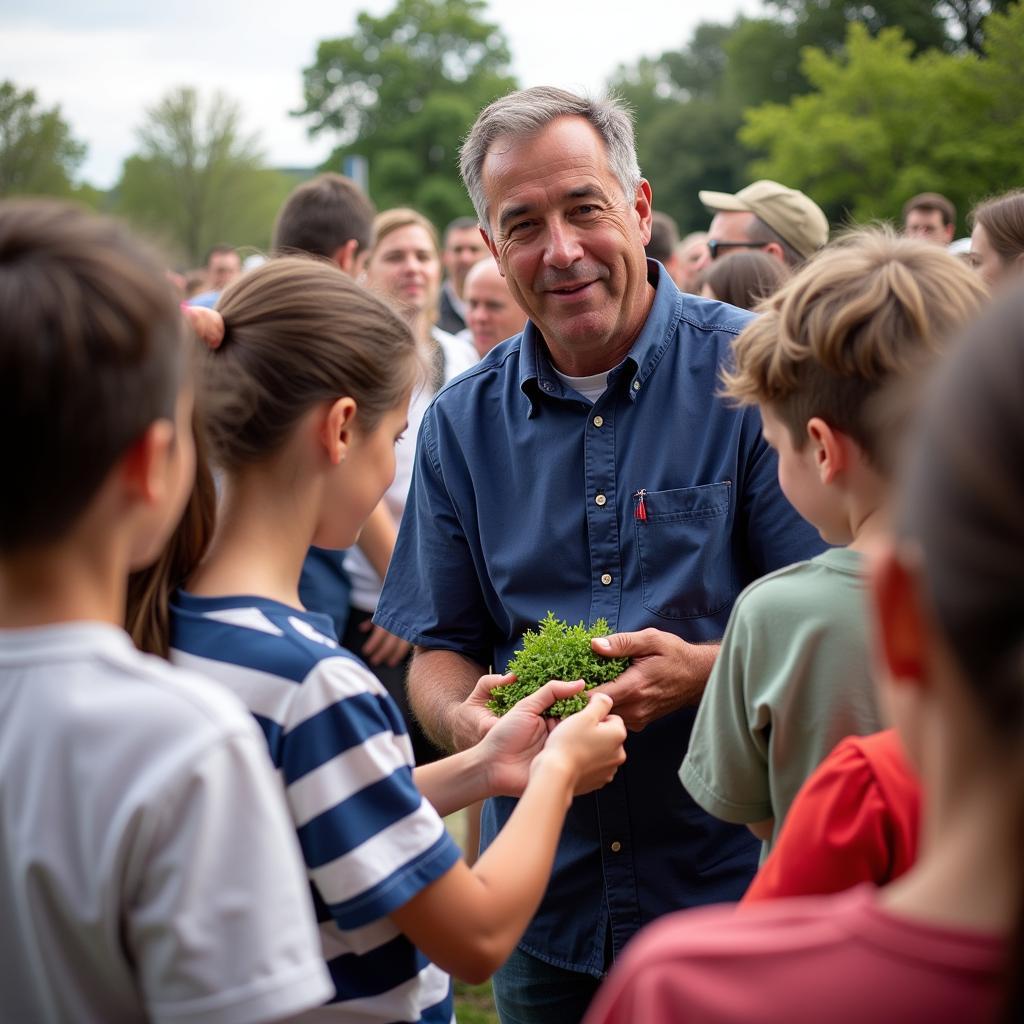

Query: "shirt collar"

xmin=519 ymin=260 xmax=682 ymax=414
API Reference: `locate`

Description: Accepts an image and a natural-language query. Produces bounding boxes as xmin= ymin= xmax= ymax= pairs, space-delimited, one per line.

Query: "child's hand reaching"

xmin=479 ymin=679 xmax=627 ymax=799
xmin=480 ymin=678 xmax=593 ymax=797
xmin=537 ymin=692 xmax=627 ymax=796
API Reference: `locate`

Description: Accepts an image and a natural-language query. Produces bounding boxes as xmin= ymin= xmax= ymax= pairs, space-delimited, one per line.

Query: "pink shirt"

xmin=583 ymin=886 xmax=1002 ymax=1024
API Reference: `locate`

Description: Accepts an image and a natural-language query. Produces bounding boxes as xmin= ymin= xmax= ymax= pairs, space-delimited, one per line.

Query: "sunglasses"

xmin=706 ymin=240 xmax=770 ymax=261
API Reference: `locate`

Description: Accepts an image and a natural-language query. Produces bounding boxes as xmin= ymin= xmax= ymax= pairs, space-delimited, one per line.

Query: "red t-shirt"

xmin=583 ymin=886 xmax=1003 ymax=1024
xmin=743 ymin=729 xmax=921 ymax=903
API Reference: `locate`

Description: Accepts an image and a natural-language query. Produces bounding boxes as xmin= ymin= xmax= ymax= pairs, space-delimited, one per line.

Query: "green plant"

xmin=487 ymin=612 xmax=630 ymax=719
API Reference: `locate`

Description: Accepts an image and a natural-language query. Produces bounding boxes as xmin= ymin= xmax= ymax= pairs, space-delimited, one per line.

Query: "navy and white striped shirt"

xmin=170 ymin=591 xmax=461 ymax=1023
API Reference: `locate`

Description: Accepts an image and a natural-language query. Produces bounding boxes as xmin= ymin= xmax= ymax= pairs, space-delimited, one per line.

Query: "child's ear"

xmin=869 ymin=543 xmax=928 ymax=686
xmin=805 ymin=417 xmax=846 ymax=484
xmin=322 ymin=397 xmax=358 ymax=465
xmin=120 ymin=419 xmax=175 ymax=505
xmin=331 ymin=239 xmax=361 ymax=277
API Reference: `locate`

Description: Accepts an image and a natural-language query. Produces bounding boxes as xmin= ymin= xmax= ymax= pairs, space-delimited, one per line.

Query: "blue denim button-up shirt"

xmin=376 ymin=263 xmax=825 ymax=976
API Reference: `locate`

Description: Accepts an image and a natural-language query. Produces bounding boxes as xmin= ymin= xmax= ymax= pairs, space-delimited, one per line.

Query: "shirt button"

xmin=610 ymin=841 xmax=622 ymax=853
xmin=600 ymin=573 xmax=612 ymax=586
xmin=632 ymin=380 xmax=641 ymax=391
xmin=595 ymin=493 xmax=607 ymax=507
xmin=593 ymin=415 xmax=604 ymax=427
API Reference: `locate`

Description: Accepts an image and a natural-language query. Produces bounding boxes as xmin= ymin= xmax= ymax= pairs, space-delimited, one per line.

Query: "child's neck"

xmin=187 ymin=469 xmax=318 ymax=609
xmin=846 ymin=502 xmax=889 ymax=554
xmin=881 ymin=764 xmax=1022 ymax=935
xmin=0 ymin=539 xmax=125 ymax=629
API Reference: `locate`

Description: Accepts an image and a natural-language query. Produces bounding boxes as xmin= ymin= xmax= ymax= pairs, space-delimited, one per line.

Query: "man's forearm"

xmin=408 ymin=647 xmax=486 ymax=752
xmin=688 ymin=640 xmax=721 ymax=705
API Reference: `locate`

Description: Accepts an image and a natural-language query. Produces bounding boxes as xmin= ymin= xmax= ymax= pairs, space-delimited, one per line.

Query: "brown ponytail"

xmin=125 ymin=413 xmax=216 ymax=657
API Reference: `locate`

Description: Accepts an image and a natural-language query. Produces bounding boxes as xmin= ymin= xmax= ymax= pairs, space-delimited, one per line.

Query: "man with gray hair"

xmin=376 ymin=86 xmax=823 ymax=1023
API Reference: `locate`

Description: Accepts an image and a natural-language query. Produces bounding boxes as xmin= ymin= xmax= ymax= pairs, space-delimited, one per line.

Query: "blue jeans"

xmin=491 ymin=947 xmax=603 ymax=1024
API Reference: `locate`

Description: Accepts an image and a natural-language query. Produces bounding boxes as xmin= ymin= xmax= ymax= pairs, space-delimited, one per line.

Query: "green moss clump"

xmin=487 ymin=612 xmax=630 ymax=719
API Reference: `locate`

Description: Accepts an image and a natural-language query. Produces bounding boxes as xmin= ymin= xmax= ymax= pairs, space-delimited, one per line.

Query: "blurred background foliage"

xmin=1 ymin=0 xmax=1021 ymax=264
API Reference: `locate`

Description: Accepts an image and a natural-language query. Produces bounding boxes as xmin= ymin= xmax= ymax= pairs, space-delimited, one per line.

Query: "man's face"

xmin=443 ymin=227 xmax=489 ymax=297
xmin=207 ymin=251 xmax=241 ymax=292
xmin=703 ymin=210 xmax=785 ymax=268
xmin=481 ymin=116 xmax=652 ymax=372
xmin=904 ymin=208 xmax=954 ymax=245
xmin=465 ymin=260 xmax=528 ymax=357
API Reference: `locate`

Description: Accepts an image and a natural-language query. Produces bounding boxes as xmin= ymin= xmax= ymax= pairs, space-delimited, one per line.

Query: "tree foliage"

xmin=115 ymin=87 xmax=290 ymax=265
xmin=0 ymin=80 xmax=86 ymax=198
xmin=297 ymin=0 xmax=517 ymax=227
xmin=609 ymin=0 xmax=1017 ymax=233
xmin=742 ymin=3 xmax=1024 ymax=231
xmin=610 ymin=22 xmax=749 ymax=233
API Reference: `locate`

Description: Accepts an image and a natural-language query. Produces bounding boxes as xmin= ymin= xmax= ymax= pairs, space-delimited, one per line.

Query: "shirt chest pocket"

xmin=634 ymin=481 xmax=732 ymax=620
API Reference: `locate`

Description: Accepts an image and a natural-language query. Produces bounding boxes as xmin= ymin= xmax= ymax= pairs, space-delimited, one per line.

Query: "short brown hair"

xmin=902 ymin=192 xmax=956 ymax=228
xmin=0 ymin=199 xmax=185 ymax=553
xmin=701 ymin=249 xmax=789 ymax=311
xmin=272 ymin=173 xmax=376 ymax=258
xmin=969 ymin=188 xmax=1024 ymax=265
xmin=722 ymin=228 xmax=987 ymax=458
xmin=645 ymin=211 xmax=680 ymax=265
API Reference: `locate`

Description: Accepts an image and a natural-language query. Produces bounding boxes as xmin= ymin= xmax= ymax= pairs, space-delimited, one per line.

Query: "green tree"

xmin=610 ymin=0 xmax=1018 ymax=234
xmin=115 ymin=87 xmax=290 ymax=265
xmin=296 ymin=0 xmax=517 ymax=227
xmin=0 ymin=80 xmax=86 ymax=197
xmin=741 ymin=3 xmax=1024 ymax=230
xmin=610 ymin=21 xmax=750 ymax=233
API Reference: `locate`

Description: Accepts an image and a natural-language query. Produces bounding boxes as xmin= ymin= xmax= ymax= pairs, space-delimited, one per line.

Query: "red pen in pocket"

xmin=634 ymin=489 xmax=647 ymax=522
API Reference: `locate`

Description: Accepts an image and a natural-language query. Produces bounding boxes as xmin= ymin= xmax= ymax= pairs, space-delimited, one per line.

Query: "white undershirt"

xmin=551 ymin=367 xmax=611 ymax=403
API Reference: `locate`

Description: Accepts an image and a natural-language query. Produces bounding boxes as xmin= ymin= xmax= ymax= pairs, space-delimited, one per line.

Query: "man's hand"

xmin=444 ymin=670 xmax=510 ymax=751
xmin=589 ymin=629 xmax=719 ymax=732
xmin=359 ymin=621 xmax=411 ymax=667
xmin=480 ymin=679 xmax=589 ymax=797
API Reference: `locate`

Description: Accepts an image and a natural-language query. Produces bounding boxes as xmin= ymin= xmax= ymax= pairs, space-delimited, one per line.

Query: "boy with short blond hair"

xmin=680 ymin=228 xmax=987 ymax=851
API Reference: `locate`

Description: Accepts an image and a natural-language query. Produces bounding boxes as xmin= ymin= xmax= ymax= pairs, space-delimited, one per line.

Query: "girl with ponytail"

xmin=133 ymin=255 xmax=626 ymax=1024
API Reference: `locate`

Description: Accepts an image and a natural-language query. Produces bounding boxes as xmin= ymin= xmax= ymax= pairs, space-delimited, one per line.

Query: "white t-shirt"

xmin=0 ymin=621 xmax=332 ymax=1024
xmin=551 ymin=366 xmax=611 ymax=404
xmin=346 ymin=327 xmax=478 ymax=612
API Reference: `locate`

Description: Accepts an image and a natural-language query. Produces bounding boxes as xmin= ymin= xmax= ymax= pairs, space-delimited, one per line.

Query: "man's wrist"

xmin=679 ymin=639 xmax=720 ymax=703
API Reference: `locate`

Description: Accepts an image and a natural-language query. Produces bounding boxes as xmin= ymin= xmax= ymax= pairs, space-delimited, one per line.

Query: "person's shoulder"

xmin=732 ymin=548 xmax=864 ymax=622
xmin=729 ymin=555 xmax=830 ymax=618
xmin=172 ymin=594 xmax=376 ymax=692
xmin=660 ymin=291 xmax=758 ymax=395
xmin=430 ymin=331 xmax=524 ymax=407
xmin=677 ymin=293 xmax=756 ymax=339
xmin=101 ymin=636 xmax=262 ymax=740
xmin=623 ymin=888 xmax=865 ymax=969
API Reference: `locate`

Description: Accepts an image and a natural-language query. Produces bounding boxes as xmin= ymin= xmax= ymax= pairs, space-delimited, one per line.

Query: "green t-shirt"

xmin=679 ymin=548 xmax=882 ymax=853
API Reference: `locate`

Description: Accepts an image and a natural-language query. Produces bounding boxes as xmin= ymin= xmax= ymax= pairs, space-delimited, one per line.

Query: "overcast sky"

xmin=0 ymin=0 xmax=760 ymax=188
